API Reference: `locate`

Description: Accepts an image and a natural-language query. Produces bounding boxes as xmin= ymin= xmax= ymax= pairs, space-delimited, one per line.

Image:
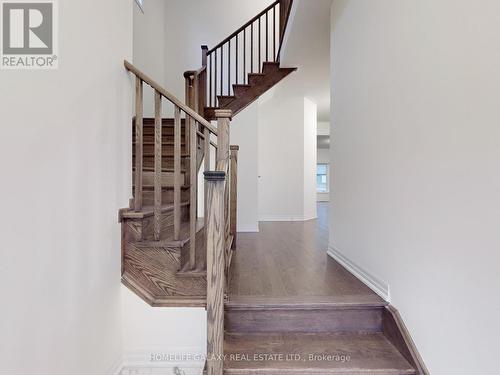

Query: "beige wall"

xmin=330 ymin=1 xmax=500 ymax=374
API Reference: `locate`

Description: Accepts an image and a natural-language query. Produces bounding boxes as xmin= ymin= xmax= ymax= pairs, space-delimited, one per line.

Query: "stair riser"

xmin=225 ymin=307 xmax=383 ymax=334
xmin=135 ymin=158 xmax=187 ymax=170
xmin=133 ymin=144 xmax=188 ymax=155
xmin=122 ymin=205 xmax=190 ymax=243
xmin=133 ymin=172 xmax=185 ymax=186
xmin=142 ymin=189 xmax=190 ymax=206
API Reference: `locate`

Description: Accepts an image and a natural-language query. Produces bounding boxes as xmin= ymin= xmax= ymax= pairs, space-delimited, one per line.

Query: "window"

xmin=317 ymin=164 xmax=329 ymax=193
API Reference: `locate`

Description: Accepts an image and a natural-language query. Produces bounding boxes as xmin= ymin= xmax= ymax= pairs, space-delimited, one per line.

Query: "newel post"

xmin=205 ymin=170 xmax=226 ymax=375
xmin=201 ymin=45 xmax=208 ymax=67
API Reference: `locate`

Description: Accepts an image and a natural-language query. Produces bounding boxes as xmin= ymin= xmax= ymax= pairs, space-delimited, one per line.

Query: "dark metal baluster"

xmin=273 ymin=5 xmax=276 ymax=61
xmin=251 ymin=23 xmax=254 ymax=73
xmin=258 ymin=17 xmax=261 ymax=72
xmin=220 ymin=46 xmax=223 ymax=96
xmin=210 ymin=53 xmax=213 ymax=107
xmin=244 ymin=28 xmax=246 ymax=84
xmin=236 ymin=34 xmax=239 ymax=85
xmin=266 ymin=11 xmax=269 ymax=62
xmin=214 ymin=50 xmax=217 ymax=107
xmin=228 ymin=39 xmax=231 ymax=95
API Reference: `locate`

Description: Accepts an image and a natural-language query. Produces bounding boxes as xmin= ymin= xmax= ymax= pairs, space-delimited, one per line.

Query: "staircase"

xmin=221 ymin=298 xmax=420 ymax=374
xmin=119 ymin=0 xmax=428 ymax=374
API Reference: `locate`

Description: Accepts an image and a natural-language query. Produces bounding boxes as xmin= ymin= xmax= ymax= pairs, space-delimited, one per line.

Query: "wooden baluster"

xmin=134 ymin=77 xmax=143 ymax=212
xmin=173 ymin=106 xmax=181 ymax=240
xmin=230 ymin=145 xmax=239 ymax=250
xmin=154 ymin=91 xmax=162 ymax=241
xmin=215 ymin=110 xmax=231 ymax=173
xmin=189 ymin=115 xmax=197 ymax=270
xmin=204 ymin=170 xmax=226 ymax=375
xmin=204 ymin=127 xmax=211 ymax=229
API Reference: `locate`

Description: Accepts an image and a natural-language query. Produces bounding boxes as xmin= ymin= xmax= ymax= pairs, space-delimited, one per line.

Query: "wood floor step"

xmin=262 ymin=61 xmax=280 ymax=74
xmin=233 ymin=84 xmax=252 ymax=97
xmin=224 ymin=332 xmax=416 ymax=374
xmin=226 ymin=295 xmax=387 ymax=310
xmin=247 ymin=73 xmax=266 ymax=86
xmin=133 ymin=171 xmax=185 ymax=186
xmin=120 ymin=201 xmax=189 ymax=219
xmin=225 ymin=298 xmax=385 ymax=334
xmin=218 ymin=95 xmax=236 ymax=107
xmin=137 ymin=218 xmax=204 ymax=248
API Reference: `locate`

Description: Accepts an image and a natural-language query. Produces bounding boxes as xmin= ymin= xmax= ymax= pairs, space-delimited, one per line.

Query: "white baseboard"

xmin=110 ymin=347 xmax=205 ymax=375
xmin=237 ymin=224 xmax=260 ymax=232
xmin=259 ymin=214 xmax=317 ymax=222
xmin=327 ymin=245 xmax=390 ymax=302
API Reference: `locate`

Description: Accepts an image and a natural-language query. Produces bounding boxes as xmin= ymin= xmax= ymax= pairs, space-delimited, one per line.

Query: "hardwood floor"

xmin=225 ymin=332 xmax=415 ymax=374
xmin=221 ymin=203 xmax=423 ymax=374
xmin=228 ymin=203 xmax=382 ymax=304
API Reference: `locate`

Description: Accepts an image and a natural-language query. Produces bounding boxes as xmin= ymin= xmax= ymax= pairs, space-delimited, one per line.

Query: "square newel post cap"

xmin=214 ymin=109 xmax=233 ymax=120
xmin=230 ymin=145 xmax=240 ymax=151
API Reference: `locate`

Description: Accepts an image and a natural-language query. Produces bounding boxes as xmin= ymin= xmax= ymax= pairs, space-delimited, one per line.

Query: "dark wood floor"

xmin=228 ymin=203 xmax=382 ymax=305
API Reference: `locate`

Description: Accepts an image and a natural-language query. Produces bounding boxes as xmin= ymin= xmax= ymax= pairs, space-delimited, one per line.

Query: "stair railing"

xmin=125 ymin=61 xmax=218 ymax=267
xmin=199 ymin=0 xmax=293 ymax=109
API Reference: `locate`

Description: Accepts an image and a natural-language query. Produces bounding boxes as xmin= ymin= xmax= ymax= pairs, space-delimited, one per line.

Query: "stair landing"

xmin=225 ymin=332 xmax=415 ymax=374
xmin=222 ymin=203 xmax=421 ymax=374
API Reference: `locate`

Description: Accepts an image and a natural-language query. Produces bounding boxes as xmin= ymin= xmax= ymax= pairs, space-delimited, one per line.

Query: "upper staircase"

xmin=185 ymin=0 xmax=297 ymax=120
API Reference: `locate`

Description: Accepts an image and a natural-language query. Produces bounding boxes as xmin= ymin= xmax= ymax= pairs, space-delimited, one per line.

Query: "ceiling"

xmin=280 ymin=0 xmax=333 ymax=121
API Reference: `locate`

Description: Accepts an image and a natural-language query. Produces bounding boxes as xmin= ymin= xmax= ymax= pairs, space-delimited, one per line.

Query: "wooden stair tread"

xmin=226 ymin=295 xmax=387 ymax=310
xmin=137 ymin=218 xmax=204 ymax=248
xmin=205 ymin=63 xmax=297 ymax=120
xmin=224 ymin=332 xmax=416 ymax=374
xmin=121 ymin=201 xmax=189 ymax=219
xmin=140 ymin=184 xmax=190 ymax=190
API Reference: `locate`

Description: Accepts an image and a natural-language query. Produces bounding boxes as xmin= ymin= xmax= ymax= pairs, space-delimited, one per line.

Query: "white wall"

xmin=0 ymin=0 xmax=133 ymax=374
xmin=133 ymin=0 xmax=166 ymax=117
xmin=121 ymin=287 xmax=205 ymax=372
xmin=330 ymin=1 xmax=500 ymax=374
xmin=303 ymin=98 xmax=318 ymax=219
xmin=258 ymin=92 xmax=317 ymax=221
xmin=231 ymin=102 xmax=260 ymax=232
xmin=317 ymin=121 xmax=330 ymax=136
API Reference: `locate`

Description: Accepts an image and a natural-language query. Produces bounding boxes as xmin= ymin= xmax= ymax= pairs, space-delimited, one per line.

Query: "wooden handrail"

xmin=124 ymin=60 xmax=218 ymax=136
xmin=207 ymin=0 xmax=279 ymax=55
